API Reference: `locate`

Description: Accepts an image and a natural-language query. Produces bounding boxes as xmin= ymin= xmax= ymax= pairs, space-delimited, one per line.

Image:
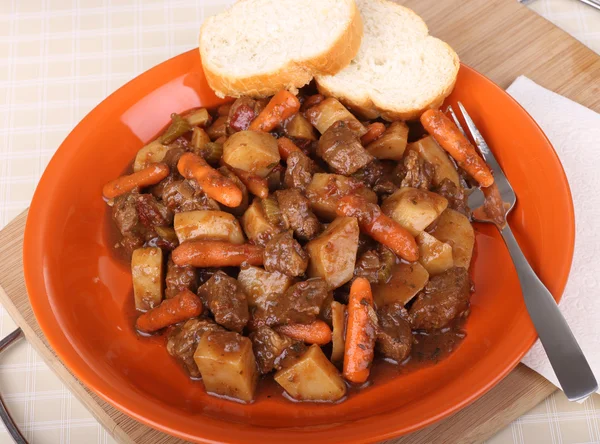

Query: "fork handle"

xmin=500 ymin=224 xmax=598 ymax=400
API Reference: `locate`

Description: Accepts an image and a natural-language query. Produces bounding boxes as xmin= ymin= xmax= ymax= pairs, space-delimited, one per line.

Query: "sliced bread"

xmin=316 ymin=0 xmax=459 ymax=120
xmin=199 ymin=0 xmax=363 ymax=98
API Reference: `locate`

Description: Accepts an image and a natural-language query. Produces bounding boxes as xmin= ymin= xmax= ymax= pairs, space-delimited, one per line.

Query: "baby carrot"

xmin=249 ymin=90 xmax=301 ymax=132
xmin=476 ymin=183 xmax=507 ymax=227
xmin=275 ymin=320 xmax=332 ymax=345
xmin=102 ymin=163 xmax=169 ymax=199
xmin=277 ymin=137 xmax=304 ymax=161
xmin=420 ymin=109 xmax=494 ymax=187
xmin=135 ymin=289 xmax=202 ymax=333
xmin=177 ymin=152 xmax=242 ymax=207
xmin=220 ymin=160 xmax=269 ymax=199
xmin=337 ymin=195 xmax=419 ymax=262
xmin=171 ymin=240 xmax=264 ymax=267
xmin=360 ymin=122 xmax=386 ymax=145
xmin=343 ymin=278 xmax=376 ymax=384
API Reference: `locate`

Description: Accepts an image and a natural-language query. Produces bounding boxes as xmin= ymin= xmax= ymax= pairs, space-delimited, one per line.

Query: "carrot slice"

xmin=420 ymin=109 xmax=494 ymax=187
xmin=337 ymin=195 xmax=419 ymax=262
xmin=275 ymin=320 xmax=332 ymax=345
xmin=177 ymin=152 xmax=242 ymax=207
xmin=249 ymin=90 xmax=301 ymax=132
xmin=360 ymin=122 xmax=386 ymax=145
xmin=102 ymin=163 xmax=169 ymax=199
xmin=277 ymin=137 xmax=304 ymax=161
xmin=221 ymin=160 xmax=269 ymax=199
xmin=135 ymin=289 xmax=202 ymax=333
xmin=473 ymin=182 xmax=507 ymax=227
xmin=343 ymin=278 xmax=376 ymax=384
xmin=171 ymin=240 xmax=264 ymax=267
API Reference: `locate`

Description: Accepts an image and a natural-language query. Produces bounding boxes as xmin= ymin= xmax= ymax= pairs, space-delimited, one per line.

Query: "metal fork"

xmin=448 ymin=102 xmax=597 ymax=401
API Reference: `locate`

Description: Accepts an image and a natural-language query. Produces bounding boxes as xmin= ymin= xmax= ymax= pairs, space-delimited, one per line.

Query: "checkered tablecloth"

xmin=1 ymin=1 xmax=599 ymax=443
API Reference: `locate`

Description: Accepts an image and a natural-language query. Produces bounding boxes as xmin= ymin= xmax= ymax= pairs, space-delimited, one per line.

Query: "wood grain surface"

xmin=0 ymin=0 xmax=598 ymax=443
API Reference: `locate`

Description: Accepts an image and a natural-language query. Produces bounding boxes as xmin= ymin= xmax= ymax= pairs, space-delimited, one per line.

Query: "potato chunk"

xmin=306 ymin=217 xmax=359 ymax=289
xmin=407 ymin=136 xmax=460 ymax=186
xmin=133 ymin=140 xmax=168 ymax=172
xmin=305 ymin=97 xmax=367 ymax=136
xmin=131 ymin=247 xmax=164 ymax=311
xmin=283 ymin=113 xmax=316 ymax=141
xmin=240 ymin=199 xmax=278 ymax=246
xmin=366 ymin=121 xmax=408 ymax=160
xmin=194 ymin=331 xmax=258 ymax=403
xmin=429 ymin=209 xmax=475 ymax=269
xmin=174 ymin=210 xmax=245 ymax=244
xmin=274 ymin=344 xmax=346 ymax=402
xmin=191 ymin=127 xmax=211 ymax=151
xmin=417 ymin=231 xmax=454 ymax=275
xmin=373 ymin=262 xmax=429 ymax=308
xmin=223 ymin=130 xmax=279 ymax=178
xmin=381 ymin=187 xmax=448 ymax=236
xmin=237 ymin=266 xmax=293 ymax=310
xmin=306 ymin=173 xmax=377 ymax=221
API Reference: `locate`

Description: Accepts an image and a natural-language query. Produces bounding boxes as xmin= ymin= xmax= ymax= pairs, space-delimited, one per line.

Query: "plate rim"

xmin=22 ymin=51 xmax=575 ymax=443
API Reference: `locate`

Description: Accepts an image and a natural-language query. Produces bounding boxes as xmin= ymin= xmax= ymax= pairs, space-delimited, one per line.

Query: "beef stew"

xmin=103 ymin=88 xmax=490 ymax=404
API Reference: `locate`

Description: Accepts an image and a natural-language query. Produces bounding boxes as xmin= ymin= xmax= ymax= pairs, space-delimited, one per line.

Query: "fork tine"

xmin=457 ymin=102 xmax=492 ymax=162
xmin=445 ymin=105 xmax=467 ymax=137
xmin=457 ymin=101 xmax=504 ymax=174
xmin=458 ymin=102 xmax=512 ymax=190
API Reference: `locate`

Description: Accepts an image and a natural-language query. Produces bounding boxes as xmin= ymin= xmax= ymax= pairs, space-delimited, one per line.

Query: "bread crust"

xmin=199 ymin=1 xmax=363 ymax=98
xmin=317 ymin=48 xmax=459 ymax=121
xmin=316 ymin=1 xmax=459 ymax=121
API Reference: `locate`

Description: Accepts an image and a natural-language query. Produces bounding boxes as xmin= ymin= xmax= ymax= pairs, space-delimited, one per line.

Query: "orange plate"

xmin=23 ymin=51 xmax=574 ymax=443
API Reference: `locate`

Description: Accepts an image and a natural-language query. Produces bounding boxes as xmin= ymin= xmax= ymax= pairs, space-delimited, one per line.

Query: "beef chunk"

xmin=434 ymin=178 xmax=470 ymax=217
xmin=120 ymin=232 xmax=145 ymax=254
xmin=275 ymin=189 xmax=321 ymax=241
xmin=162 ymin=179 xmax=220 ymax=213
xmin=166 ymin=317 xmax=224 ymax=377
xmin=317 ymin=121 xmax=373 ymax=175
xmin=197 ymin=271 xmax=249 ymax=332
xmin=353 ymin=160 xmax=397 ymax=195
xmin=279 ymin=278 xmax=329 ymax=324
xmin=112 ymin=193 xmax=139 ymax=236
xmin=354 ymin=250 xmax=381 ymax=284
xmin=165 ymin=257 xmax=198 ymax=299
xmin=150 ymin=174 xmax=175 ymax=201
xmin=136 ymin=193 xmax=173 ymax=229
xmin=397 ymin=150 xmax=435 ymax=190
xmin=249 ymin=326 xmax=295 ymax=374
xmin=283 ymin=151 xmax=314 ymax=191
xmin=162 ymin=146 xmax=187 ymax=171
xmin=408 ymin=267 xmax=471 ymax=330
xmin=354 ymin=246 xmax=395 ymax=285
xmin=252 ymin=278 xmax=329 ymax=326
xmin=376 ymin=303 xmax=413 ymax=362
xmin=227 ymin=97 xmax=258 ymax=133
xmin=264 ymin=231 xmax=308 ymax=277
xmin=112 ymin=193 xmax=146 ymax=255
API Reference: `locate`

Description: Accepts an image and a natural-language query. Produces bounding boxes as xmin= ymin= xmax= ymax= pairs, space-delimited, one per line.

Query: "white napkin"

xmin=506 ymin=76 xmax=600 ymax=397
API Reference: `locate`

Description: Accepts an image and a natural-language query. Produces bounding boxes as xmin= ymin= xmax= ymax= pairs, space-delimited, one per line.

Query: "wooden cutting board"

xmin=1 ymin=0 xmax=599 ymax=443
